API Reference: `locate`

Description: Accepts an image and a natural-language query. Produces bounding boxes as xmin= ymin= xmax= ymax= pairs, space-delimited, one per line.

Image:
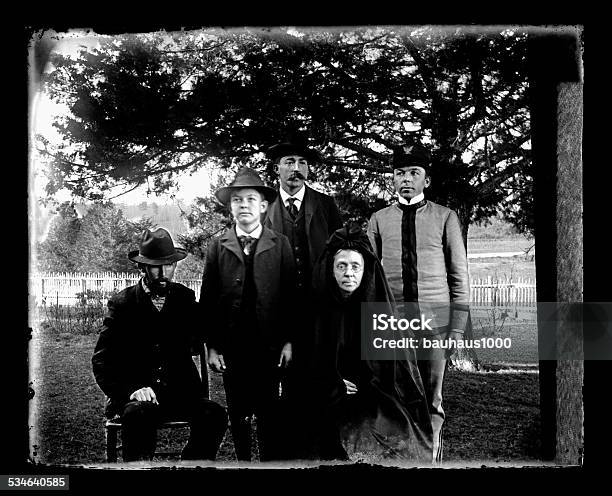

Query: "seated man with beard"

xmin=92 ymin=228 xmax=228 ymax=462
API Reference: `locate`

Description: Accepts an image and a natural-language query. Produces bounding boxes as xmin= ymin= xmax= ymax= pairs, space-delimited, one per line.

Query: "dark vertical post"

xmin=528 ymin=27 xmax=583 ymax=463
xmin=555 ymin=82 xmax=583 ymax=464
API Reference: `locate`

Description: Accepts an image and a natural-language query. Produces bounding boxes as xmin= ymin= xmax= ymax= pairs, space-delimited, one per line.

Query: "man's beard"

xmin=147 ymin=277 xmax=171 ymax=296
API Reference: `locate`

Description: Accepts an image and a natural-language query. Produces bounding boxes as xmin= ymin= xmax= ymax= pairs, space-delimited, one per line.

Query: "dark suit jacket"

xmin=264 ymin=185 xmax=342 ymax=268
xmin=92 ymin=282 xmax=202 ymax=418
xmin=199 ymin=225 xmax=297 ymax=361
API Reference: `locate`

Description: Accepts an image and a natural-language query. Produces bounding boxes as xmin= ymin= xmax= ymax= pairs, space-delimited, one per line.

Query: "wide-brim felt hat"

xmin=128 ymin=227 xmax=188 ymax=265
xmin=215 ymin=166 xmax=278 ymax=205
xmin=265 ymin=141 xmax=322 ymax=163
xmin=392 ymin=143 xmax=431 ymax=174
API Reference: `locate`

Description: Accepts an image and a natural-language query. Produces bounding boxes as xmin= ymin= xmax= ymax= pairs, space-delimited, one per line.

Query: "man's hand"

xmin=129 ymin=386 xmax=159 ymax=404
xmin=208 ymin=348 xmax=226 ymax=373
xmin=343 ymin=379 xmax=358 ymax=395
xmin=278 ymin=342 xmax=292 ymax=368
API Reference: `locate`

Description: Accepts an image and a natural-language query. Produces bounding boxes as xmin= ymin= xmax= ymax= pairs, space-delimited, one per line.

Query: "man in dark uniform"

xmin=92 ymin=228 xmax=228 ymax=462
xmin=263 ymin=141 xmax=343 ymax=457
xmin=367 ymin=144 xmax=470 ymax=463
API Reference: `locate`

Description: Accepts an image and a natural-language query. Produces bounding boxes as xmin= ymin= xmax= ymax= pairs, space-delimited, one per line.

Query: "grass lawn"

xmin=470 ymin=305 xmax=539 ymax=364
xmin=29 ymin=329 xmax=542 ymax=467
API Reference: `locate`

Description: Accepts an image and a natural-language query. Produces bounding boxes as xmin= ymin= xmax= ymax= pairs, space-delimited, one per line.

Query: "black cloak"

xmin=308 ymin=225 xmax=433 ymax=462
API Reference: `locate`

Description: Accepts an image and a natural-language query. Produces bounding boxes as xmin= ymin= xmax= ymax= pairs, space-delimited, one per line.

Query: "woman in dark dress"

xmin=307 ymin=225 xmax=433 ymax=463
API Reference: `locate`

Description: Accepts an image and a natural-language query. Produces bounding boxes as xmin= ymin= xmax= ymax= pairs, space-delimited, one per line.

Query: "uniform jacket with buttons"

xmin=264 ymin=185 xmax=342 ymax=272
xmin=367 ymin=201 xmax=470 ymax=332
xmin=92 ymin=282 xmax=202 ymax=418
xmin=199 ymin=225 xmax=297 ymax=359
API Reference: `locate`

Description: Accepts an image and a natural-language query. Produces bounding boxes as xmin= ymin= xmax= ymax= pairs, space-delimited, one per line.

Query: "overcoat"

xmin=264 ymin=185 xmax=342 ymax=269
xmin=92 ymin=282 xmax=202 ymax=418
xmin=199 ymin=226 xmax=297 ymax=361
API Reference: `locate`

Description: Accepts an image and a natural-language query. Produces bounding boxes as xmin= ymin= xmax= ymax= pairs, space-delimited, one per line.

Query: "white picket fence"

xmin=471 ymin=276 xmax=537 ymax=306
xmin=30 ymin=272 xmax=538 ymax=307
xmin=30 ymin=272 xmax=202 ymax=306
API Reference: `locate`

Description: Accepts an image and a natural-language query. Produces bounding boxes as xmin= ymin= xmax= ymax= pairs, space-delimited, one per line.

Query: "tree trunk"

xmin=455 ymin=203 xmax=471 ymax=253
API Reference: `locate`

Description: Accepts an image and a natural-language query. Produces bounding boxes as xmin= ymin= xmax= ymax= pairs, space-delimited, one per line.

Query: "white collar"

xmin=397 ymin=192 xmax=425 ymax=205
xmin=279 ymin=184 xmax=306 ymax=204
xmin=235 ymin=223 xmax=263 ymax=239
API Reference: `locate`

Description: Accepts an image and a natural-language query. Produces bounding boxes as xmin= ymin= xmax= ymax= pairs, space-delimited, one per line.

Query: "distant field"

xmin=467 ymin=219 xmax=535 ymax=280
xmin=469 ymin=256 xmax=536 ymax=281
xmin=468 ymin=237 xmax=534 ymax=254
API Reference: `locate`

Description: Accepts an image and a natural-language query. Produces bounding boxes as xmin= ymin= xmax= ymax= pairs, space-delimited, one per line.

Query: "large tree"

xmin=37 ymin=26 xmax=533 ymax=243
xmin=37 ymin=201 xmax=153 ymax=273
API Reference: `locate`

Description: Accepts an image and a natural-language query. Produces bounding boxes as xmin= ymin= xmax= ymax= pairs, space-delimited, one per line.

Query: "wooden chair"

xmin=104 ymin=345 xmax=210 ymax=462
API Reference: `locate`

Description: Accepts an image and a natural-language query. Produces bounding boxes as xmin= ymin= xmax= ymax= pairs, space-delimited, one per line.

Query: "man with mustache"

xmin=92 ymin=227 xmax=228 ymax=462
xmin=264 ymin=141 xmax=342 ymax=293
xmin=367 ymin=144 xmax=470 ymax=464
xmin=263 ymin=140 xmax=342 ymax=457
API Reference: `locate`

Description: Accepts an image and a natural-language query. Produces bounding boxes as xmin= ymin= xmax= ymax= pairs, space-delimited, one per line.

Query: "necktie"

xmin=238 ymin=235 xmax=255 ymax=255
xmin=286 ymin=197 xmax=299 ymax=219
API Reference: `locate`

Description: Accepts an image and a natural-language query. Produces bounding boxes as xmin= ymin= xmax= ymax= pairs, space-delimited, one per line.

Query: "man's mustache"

xmin=147 ymin=277 xmax=170 ymax=287
xmin=289 ymin=172 xmax=306 ymax=180
xmin=150 ymin=279 xmax=170 ymax=295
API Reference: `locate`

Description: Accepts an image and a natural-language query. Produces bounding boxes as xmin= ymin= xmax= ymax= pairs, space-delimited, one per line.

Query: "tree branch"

xmin=36 ymin=148 xmax=102 ymax=173
xmin=401 ymin=38 xmax=437 ymax=98
xmin=326 ymin=158 xmax=389 ymax=174
xmin=342 ymin=33 xmax=389 ymax=50
xmin=161 ymin=41 xmax=230 ymax=54
xmin=473 ymin=153 xmax=530 ymax=198
xmin=344 ymin=131 xmax=398 ymax=150
xmin=107 ymin=182 xmax=146 ymax=200
xmin=329 ymin=136 xmax=387 ymax=162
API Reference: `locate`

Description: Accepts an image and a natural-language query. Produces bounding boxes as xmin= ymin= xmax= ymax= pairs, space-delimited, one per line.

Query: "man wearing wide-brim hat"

xmin=264 ymin=141 xmax=342 ymax=293
xmin=262 ymin=140 xmax=343 ymax=457
xmin=92 ymin=227 xmax=228 ymax=462
xmin=366 ymin=143 xmax=470 ymax=463
xmin=200 ymin=167 xmax=297 ymax=461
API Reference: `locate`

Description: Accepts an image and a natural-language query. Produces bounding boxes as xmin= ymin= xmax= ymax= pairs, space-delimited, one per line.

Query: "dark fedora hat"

xmin=128 ymin=227 xmax=188 ymax=265
xmin=266 ymin=141 xmax=322 ymax=164
xmin=392 ymin=143 xmax=431 ymax=174
xmin=215 ymin=167 xmax=278 ymax=205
